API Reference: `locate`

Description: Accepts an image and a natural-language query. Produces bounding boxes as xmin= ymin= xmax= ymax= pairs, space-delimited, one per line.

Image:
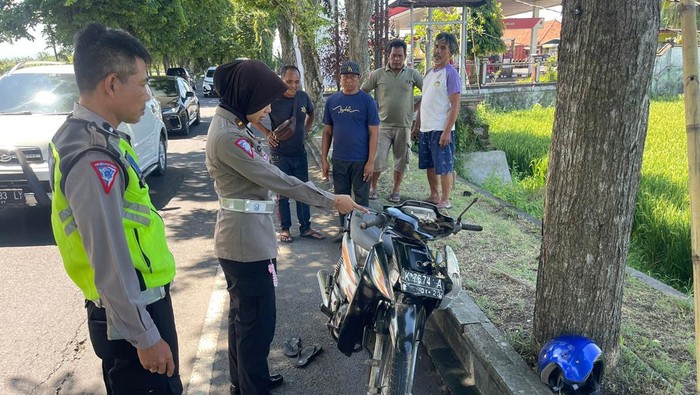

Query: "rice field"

xmin=481 ymin=97 xmax=691 ymax=291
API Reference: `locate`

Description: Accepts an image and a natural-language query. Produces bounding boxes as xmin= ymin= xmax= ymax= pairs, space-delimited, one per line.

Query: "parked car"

xmin=165 ymin=67 xmax=196 ymax=90
xmin=202 ymin=66 xmax=218 ymax=97
xmin=0 ymin=62 xmax=168 ymax=208
xmin=148 ymin=76 xmax=200 ymax=136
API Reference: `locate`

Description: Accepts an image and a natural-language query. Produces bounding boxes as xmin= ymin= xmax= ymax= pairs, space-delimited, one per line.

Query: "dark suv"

xmin=165 ymin=67 xmax=196 ymax=90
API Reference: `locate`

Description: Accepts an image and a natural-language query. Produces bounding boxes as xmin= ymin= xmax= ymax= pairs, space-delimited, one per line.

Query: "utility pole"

xmin=679 ymin=0 xmax=700 ymax=392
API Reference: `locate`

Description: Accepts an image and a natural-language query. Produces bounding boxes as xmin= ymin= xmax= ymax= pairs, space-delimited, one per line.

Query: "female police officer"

xmin=205 ymin=60 xmax=366 ymax=395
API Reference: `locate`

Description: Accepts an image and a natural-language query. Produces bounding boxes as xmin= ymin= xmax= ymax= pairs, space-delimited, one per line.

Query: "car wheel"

xmin=193 ymin=105 xmax=201 ymax=125
xmin=182 ymin=112 xmax=190 ymax=136
xmin=153 ymin=133 xmax=167 ymax=177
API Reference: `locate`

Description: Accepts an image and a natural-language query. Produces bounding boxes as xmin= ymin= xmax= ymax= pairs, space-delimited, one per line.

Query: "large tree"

xmin=345 ymin=0 xmax=373 ymax=76
xmin=320 ymin=0 xmax=348 ymax=90
xmin=533 ymin=0 xmax=660 ymax=368
xmin=229 ymin=1 xmax=276 ymax=67
xmin=277 ymin=10 xmax=296 ymax=67
xmin=290 ymin=0 xmax=326 ymax=121
xmin=180 ymin=0 xmax=235 ymax=73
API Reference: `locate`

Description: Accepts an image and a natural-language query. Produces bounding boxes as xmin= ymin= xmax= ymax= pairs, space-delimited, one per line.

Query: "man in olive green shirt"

xmin=361 ymin=39 xmax=423 ymax=203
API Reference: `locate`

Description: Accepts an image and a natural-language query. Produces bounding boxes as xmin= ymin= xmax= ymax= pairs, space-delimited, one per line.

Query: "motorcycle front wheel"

xmin=368 ymin=333 xmax=415 ymax=395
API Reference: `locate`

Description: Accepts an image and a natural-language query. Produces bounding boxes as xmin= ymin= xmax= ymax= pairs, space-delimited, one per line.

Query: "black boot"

xmin=270 ymin=374 xmax=284 ymax=389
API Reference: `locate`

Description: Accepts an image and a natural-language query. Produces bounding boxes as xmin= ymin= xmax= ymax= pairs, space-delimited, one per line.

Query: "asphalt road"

xmin=0 ymin=93 xmax=449 ymax=395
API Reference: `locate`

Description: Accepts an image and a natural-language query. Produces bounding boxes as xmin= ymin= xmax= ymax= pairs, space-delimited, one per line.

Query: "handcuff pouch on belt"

xmin=220 ymin=198 xmax=275 ymax=214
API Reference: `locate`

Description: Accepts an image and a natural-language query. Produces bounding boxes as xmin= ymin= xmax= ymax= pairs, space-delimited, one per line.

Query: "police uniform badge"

xmin=234 ymin=137 xmax=255 ymax=159
xmin=90 ymin=160 xmax=119 ymax=193
xmin=301 ymin=106 xmax=307 ymax=114
xmin=255 ymin=142 xmax=269 ymax=162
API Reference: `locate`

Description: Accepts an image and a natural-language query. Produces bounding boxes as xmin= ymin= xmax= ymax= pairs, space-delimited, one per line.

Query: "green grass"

xmin=481 ymin=97 xmax=692 ymax=292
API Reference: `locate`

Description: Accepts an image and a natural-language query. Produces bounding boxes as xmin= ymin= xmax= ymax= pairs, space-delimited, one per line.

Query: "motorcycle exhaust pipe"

xmin=317 ymin=269 xmax=330 ymax=309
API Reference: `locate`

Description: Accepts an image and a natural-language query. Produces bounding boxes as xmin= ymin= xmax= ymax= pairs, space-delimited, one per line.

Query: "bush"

xmin=454 ymin=105 xmax=489 ymax=154
xmin=539 ymin=55 xmax=558 ymax=83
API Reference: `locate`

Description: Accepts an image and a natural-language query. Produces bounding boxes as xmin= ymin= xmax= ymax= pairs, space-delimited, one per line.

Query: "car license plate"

xmin=0 ymin=189 xmax=25 ymax=206
xmin=401 ymin=270 xmax=444 ymax=299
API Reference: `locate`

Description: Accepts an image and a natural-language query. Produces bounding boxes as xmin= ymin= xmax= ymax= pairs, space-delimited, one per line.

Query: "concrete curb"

xmin=424 ymin=297 xmax=551 ymax=395
xmin=305 ymin=135 xmax=551 ymax=394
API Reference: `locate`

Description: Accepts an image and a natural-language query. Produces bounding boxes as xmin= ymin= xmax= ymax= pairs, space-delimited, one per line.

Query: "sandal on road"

xmin=388 ymin=192 xmax=401 ymax=203
xmin=369 ymin=188 xmax=378 ymax=200
xmin=279 ymin=230 xmax=293 ymax=243
xmin=424 ymin=197 xmax=439 ymax=205
xmin=300 ymin=229 xmax=325 ymax=240
xmin=295 ymin=345 xmax=323 ymax=368
xmin=283 ymin=337 xmax=301 ymax=358
xmin=437 ymin=201 xmax=452 ymax=210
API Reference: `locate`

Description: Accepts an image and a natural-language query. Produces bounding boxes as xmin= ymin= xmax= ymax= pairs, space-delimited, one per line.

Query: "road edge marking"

xmin=185 ymin=265 xmax=227 ymax=395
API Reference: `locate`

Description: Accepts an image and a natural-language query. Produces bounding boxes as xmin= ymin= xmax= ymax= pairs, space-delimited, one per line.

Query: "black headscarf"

xmin=214 ymin=60 xmax=288 ymax=124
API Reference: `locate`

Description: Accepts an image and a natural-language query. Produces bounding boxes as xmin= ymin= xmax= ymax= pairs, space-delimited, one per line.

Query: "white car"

xmin=0 ymin=62 xmax=168 ymax=208
xmin=202 ymin=66 xmax=217 ymax=97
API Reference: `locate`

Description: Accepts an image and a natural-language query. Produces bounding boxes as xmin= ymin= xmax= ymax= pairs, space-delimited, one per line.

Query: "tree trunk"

xmin=163 ymin=55 xmax=171 ymax=73
xmin=532 ymin=0 xmax=659 ymax=369
xmin=293 ymin=0 xmax=324 ymax=125
xmin=296 ymin=32 xmax=323 ymax=124
xmin=277 ymin=11 xmax=296 ymax=67
xmin=345 ymin=0 xmax=372 ymax=76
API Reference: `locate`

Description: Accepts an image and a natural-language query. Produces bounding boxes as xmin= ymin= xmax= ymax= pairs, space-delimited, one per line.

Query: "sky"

xmin=0 ymin=27 xmax=50 ymax=60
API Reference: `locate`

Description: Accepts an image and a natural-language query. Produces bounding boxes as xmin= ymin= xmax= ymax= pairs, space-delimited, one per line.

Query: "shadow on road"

xmin=7 ymin=372 xmax=103 ymax=395
xmin=0 ymin=206 xmax=54 ymax=247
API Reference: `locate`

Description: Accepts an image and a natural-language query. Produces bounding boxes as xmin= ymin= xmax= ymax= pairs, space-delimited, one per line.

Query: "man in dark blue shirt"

xmin=251 ymin=65 xmax=324 ymax=243
xmin=321 ymin=61 xmax=379 ymax=241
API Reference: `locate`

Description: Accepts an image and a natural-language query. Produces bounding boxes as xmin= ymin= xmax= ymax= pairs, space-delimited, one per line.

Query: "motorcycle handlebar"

xmin=461 ymin=223 xmax=483 ymax=232
xmin=359 ymin=214 xmax=388 ymax=230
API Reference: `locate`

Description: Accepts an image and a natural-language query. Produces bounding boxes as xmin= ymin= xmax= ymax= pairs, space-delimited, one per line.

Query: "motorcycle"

xmin=317 ymin=199 xmax=483 ymax=395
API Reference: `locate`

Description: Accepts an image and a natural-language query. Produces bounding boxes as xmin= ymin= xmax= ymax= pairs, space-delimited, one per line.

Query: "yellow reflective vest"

xmin=49 ymin=119 xmax=175 ymax=301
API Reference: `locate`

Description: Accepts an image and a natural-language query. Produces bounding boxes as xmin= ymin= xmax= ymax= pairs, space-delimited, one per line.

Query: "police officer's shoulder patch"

xmin=90 ymin=160 xmax=119 ymax=194
xmin=234 ymin=137 xmax=255 ymax=159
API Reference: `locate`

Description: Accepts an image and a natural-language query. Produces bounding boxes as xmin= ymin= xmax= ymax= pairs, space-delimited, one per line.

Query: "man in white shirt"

xmin=412 ymin=32 xmax=461 ymax=209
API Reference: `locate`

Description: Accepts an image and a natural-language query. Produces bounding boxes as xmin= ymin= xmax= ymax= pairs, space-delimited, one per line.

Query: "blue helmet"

xmin=538 ymin=335 xmax=605 ymax=394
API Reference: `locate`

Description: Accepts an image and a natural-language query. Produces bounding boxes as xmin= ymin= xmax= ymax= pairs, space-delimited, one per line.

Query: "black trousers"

xmin=86 ymin=289 xmax=182 ymax=395
xmin=219 ymin=258 xmax=277 ymax=395
xmin=332 ymin=158 xmax=370 ymax=227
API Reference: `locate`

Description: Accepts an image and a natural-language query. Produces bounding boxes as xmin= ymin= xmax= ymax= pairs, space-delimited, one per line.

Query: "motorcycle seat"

xmin=349 ymin=211 xmax=393 ymax=259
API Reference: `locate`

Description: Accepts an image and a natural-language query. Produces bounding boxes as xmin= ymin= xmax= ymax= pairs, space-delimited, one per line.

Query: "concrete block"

xmin=461 ymin=150 xmax=512 ymax=186
xmin=445 ymin=300 xmax=483 ymax=326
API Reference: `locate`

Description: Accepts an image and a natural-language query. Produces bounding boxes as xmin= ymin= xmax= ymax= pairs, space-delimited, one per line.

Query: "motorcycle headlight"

xmin=438 ymin=245 xmax=462 ymax=310
xmin=354 ymin=243 xmax=368 ymax=262
xmin=389 ymin=261 xmax=400 ymax=286
xmin=366 ymin=245 xmax=394 ymax=301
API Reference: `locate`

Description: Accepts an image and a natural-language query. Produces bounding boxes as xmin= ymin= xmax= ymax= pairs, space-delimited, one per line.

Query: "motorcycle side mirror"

xmin=456 ymin=197 xmax=479 ymax=224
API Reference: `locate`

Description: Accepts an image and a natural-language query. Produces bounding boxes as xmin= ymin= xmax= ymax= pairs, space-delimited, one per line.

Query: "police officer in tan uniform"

xmin=205 ymin=60 xmax=366 ymax=395
xmin=49 ymin=24 xmax=182 ymax=394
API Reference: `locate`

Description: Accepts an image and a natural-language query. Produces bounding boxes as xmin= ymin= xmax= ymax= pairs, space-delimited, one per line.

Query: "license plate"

xmin=401 ymin=270 xmax=444 ymax=299
xmin=0 ymin=189 xmax=25 ymax=206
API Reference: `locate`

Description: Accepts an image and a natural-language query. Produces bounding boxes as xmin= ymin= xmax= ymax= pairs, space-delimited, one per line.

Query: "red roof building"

xmin=502 ymin=20 xmax=561 ymax=60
